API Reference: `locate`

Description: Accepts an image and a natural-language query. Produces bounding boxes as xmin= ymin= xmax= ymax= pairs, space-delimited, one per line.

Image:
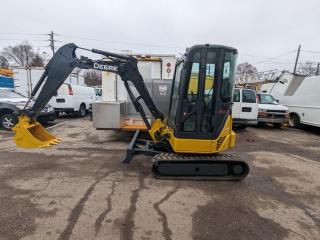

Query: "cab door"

xmin=232 ymin=88 xmax=241 ymax=119
xmin=176 ymin=48 xmax=220 ymax=139
xmin=179 ymin=51 xmax=202 ymax=135
xmin=240 ymin=89 xmax=258 ymax=121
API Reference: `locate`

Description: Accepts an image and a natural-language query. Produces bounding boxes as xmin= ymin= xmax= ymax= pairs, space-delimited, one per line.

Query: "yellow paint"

xmin=121 ymin=124 xmax=148 ymax=131
xmin=149 ymin=116 xmax=236 ymax=154
xmin=205 ymin=76 xmax=214 ymax=90
xmin=187 ymin=75 xmax=199 ymax=94
xmin=13 ymin=116 xmax=60 ymax=148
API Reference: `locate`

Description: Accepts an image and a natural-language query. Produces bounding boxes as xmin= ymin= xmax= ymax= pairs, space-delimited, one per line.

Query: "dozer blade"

xmin=152 ymin=153 xmax=249 ymax=180
xmin=12 ymin=116 xmax=61 ymax=148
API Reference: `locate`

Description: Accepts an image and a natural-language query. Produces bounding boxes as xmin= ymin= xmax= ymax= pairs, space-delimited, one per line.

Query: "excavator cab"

xmin=168 ymin=44 xmax=237 ymax=142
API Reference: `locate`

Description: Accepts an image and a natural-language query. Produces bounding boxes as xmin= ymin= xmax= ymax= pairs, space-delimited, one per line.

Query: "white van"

xmin=261 ymin=72 xmax=320 ymax=128
xmin=232 ymin=88 xmax=258 ymax=128
xmin=49 ymin=83 xmax=96 ymax=117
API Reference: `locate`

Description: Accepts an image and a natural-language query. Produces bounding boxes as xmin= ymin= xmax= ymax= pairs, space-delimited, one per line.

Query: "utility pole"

xmin=316 ymin=62 xmax=320 ymax=76
xmin=49 ymin=31 xmax=55 ymax=55
xmin=293 ymin=44 xmax=301 ymax=74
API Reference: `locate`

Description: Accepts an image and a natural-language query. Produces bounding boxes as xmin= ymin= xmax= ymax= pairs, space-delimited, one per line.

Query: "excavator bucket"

xmin=12 ymin=116 xmax=61 ymax=148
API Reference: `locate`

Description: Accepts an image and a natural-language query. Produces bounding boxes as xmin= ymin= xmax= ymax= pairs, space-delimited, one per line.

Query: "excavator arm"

xmin=13 ymin=43 xmax=164 ymax=147
xmin=23 ymin=43 xmax=163 ymax=125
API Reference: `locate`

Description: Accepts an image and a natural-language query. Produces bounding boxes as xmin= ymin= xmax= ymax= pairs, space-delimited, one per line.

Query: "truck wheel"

xmin=77 ymin=104 xmax=86 ymax=117
xmin=273 ymin=123 xmax=282 ymax=128
xmin=0 ymin=113 xmax=18 ymax=131
xmin=289 ymin=114 xmax=300 ymax=128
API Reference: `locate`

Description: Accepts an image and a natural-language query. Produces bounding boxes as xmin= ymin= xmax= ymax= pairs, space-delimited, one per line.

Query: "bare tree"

xmin=84 ymin=70 xmax=102 ymax=86
xmin=236 ymin=62 xmax=258 ymax=75
xmin=0 ymin=56 xmax=9 ymax=68
xmin=1 ymin=41 xmax=44 ymax=67
xmin=30 ymin=54 xmax=45 ymax=67
xmin=297 ymin=61 xmax=318 ymax=76
xmin=235 ymin=62 xmax=259 ymax=84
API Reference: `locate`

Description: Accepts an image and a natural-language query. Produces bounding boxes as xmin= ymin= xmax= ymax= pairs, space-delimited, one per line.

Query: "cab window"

xmin=201 ymin=51 xmax=217 ymax=132
xmin=221 ymin=51 xmax=236 ymax=102
xmin=182 ymin=52 xmax=200 ymax=132
xmin=169 ymin=61 xmax=183 ymax=127
xmin=242 ymin=89 xmax=256 ymax=103
xmin=233 ymin=89 xmax=240 ymax=102
xmin=203 ymin=51 xmax=216 ymax=102
xmin=186 ymin=53 xmax=200 ymax=102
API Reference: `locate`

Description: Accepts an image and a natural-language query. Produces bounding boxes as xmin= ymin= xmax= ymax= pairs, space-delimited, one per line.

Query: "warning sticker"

xmin=159 ymin=85 xmax=167 ymax=96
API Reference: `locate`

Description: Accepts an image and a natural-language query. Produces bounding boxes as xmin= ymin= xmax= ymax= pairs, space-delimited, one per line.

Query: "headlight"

xmin=15 ymin=105 xmax=25 ymax=110
xmin=41 ymin=106 xmax=54 ymax=113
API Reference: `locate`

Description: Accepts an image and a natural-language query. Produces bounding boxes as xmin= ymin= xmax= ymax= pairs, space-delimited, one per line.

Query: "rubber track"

xmin=152 ymin=153 xmax=249 ymax=181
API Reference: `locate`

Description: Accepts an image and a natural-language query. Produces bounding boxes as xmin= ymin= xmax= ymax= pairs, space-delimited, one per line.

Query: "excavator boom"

xmin=13 ymin=43 xmax=164 ymax=147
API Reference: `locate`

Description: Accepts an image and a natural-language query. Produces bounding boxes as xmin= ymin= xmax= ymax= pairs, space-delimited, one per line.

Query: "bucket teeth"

xmin=40 ymin=144 xmax=50 ymax=148
xmin=48 ymin=140 xmax=59 ymax=146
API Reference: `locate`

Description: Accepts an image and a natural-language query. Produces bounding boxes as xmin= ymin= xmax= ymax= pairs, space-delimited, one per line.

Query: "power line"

xmin=57 ymin=34 xmax=184 ymax=50
xmin=0 ymin=32 xmax=47 ymax=36
xmin=239 ymin=53 xmax=294 ymax=62
xmin=252 ymin=61 xmax=295 ymax=65
xmin=0 ymin=38 xmax=47 ymax=41
xmin=251 ymin=50 xmax=297 ymax=65
xmin=301 ymin=50 xmax=320 ymax=54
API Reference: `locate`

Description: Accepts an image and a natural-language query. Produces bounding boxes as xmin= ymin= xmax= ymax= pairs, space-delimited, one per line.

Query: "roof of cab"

xmin=186 ymin=44 xmax=238 ymax=54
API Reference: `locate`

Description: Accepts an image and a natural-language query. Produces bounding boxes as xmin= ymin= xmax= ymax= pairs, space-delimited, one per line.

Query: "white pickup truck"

xmin=257 ymin=93 xmax=289 ymax=128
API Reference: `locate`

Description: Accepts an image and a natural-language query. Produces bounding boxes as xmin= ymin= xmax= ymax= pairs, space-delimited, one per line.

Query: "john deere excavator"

xmin=12 ymin=43 xmax=249 ymax=180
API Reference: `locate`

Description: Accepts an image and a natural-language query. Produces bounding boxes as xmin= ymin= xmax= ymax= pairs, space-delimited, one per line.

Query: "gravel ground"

xmin=0 ymin=117 xmax=319 ymax=240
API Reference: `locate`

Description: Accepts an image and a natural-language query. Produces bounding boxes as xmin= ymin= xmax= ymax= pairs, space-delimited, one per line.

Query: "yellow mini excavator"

xmin=12 ymin=43 xmax=249 ymax=180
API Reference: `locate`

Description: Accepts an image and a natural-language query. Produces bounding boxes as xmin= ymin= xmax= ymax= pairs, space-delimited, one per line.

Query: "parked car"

xmin=257 ymin=93 xmax=289 ymax=128
xmin=0 ymin=88 xmax=55 ymax=131
xmin=232 ymin=88 xmax=258 ymax=128
xmin=49 ymin=83 xmax=96 ymax=117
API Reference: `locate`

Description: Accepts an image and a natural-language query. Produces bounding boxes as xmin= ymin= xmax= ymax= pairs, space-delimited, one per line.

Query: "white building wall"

xmin=101 ymin=55 xmax=176 ymax=102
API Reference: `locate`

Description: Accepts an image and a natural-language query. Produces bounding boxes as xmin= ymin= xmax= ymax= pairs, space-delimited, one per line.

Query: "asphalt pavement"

xmin=0 ymin=117 xmax=319 ymax=240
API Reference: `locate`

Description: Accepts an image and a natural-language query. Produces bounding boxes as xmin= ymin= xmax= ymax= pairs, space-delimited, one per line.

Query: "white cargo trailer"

xmin=12 ymin=67 xmax=85 ymax=97
xmin=92 ymin=54 xmax=177 ymax=130
xmin=261 ymin=71 xmax=320 ymax=128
